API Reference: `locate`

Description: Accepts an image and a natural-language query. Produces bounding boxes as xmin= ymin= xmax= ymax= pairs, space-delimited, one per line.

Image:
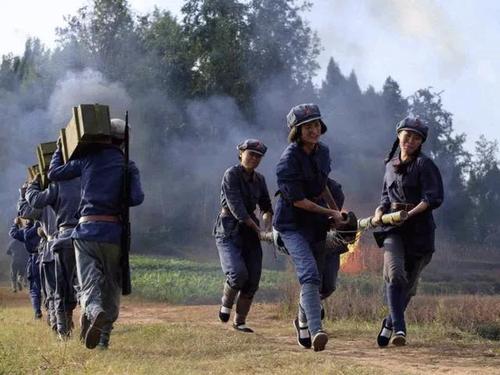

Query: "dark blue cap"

xmin=286 ymin=103 xmax=327 ymax=133
xmin=237 ymin=139 xmax=267 ymax=156
xmin=396 ymin=117 xmax=428 ymax=142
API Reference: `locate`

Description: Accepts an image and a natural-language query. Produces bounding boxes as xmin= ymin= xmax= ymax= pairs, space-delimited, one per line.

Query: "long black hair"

xmin=384 ymin=137 xmax=422 ymax=174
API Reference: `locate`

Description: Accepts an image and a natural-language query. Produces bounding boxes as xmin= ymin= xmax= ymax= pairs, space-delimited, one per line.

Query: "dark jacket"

xmin=48 ymin=144 xmax=145 ymax=245
xmin=273 ymin=142 xmax=331 ymax=241
xmin=214 ymin=164 xmax=272 ymax=239
xmin=9 ymin=222 xmax=41 ymax=254
xmin=375 ymin=152 xmax=444 ymax=255
xmin=26 ymin=178 xmax=81 ymax=251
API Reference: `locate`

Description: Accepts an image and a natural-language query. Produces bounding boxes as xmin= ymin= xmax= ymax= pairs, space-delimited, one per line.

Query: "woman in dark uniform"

xmin=214 ymin=139 xmax=273 ymax=333
xmin=273 ymin=104 xmax=344 ymax=352
xmin=373 ymin=117 xmax=444 ymax=347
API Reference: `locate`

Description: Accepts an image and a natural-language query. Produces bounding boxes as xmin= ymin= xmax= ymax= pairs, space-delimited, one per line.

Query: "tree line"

xmin=0 ymin=0 xmax=498 ymax=249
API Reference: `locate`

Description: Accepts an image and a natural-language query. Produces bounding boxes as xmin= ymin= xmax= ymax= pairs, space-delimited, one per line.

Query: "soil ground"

xmin=1 ymin=287 xmax=499 ymax=374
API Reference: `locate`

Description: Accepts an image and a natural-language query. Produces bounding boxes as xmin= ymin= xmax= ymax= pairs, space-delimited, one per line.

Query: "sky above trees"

xmin=0 ymin=0 xmax=498 ymax=150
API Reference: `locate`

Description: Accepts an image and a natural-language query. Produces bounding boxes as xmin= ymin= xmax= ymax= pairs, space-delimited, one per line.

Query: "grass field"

xmin=1 ymin=254 xmax=499 ymax=374
xmin=1 ymin=288 xmax=499 ymax=375
xmin=130 ymin=255 xmax=290 ymax=304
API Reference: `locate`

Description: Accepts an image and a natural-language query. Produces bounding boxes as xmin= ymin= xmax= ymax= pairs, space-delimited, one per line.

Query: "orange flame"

xmin=340 ymin=239 xmax=383 ymax=274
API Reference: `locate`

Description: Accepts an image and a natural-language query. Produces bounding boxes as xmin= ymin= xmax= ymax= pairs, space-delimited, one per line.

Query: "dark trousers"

xmin=40 ymin=260 xmax=57 ymax=329
xmin=383 ymin=234 xmax=432 ymax=332
xmin=11 ymin=259 xmax=27 ymax=291
xmin=26 ymin=254 xmax=42 ymax=314
xmin=74 ymin=239 xmax=121 ymax=338
xmin=54 ymin=245 xmax=77 ymax=333
xmin=216 ymin=231 xmax=263 ymax=298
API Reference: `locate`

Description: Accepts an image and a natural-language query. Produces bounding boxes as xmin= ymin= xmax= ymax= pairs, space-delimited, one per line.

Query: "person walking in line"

xmin=214 ymin=139 xmax=273 ymax=333
xmin=373 ymin=117 xmax=444 ymax=347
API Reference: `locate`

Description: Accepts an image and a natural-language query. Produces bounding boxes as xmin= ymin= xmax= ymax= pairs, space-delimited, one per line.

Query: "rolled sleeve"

xmin=222 ymin=168 xmax=250 ymax=221
xmin=419 ymin=158 xmax=444 ymax=209
xmin=276 ymin=155 xmax=305 ymax=202
xmin=379 ymin=180 xmax=391 ymax=212
xmin=258 ymin=176 xmax=273 ymax=214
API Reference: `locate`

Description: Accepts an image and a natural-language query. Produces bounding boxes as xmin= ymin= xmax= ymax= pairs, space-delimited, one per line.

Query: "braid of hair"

xmin=384 ymin=138 xmax=400 ymax=164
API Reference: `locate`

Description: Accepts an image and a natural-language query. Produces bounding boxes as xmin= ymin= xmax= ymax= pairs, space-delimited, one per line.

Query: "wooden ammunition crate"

xmin=61 ymin=104 xmax=112 ymax=163
xmin=37 ymin=141 xmax=57 ymax=172
xmin=27 ymin=164 xmax=40 ymax=182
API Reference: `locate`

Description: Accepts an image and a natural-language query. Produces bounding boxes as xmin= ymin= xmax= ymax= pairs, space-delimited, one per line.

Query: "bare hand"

xmin=328 ymin=210 xmax=347 ymax=228
xmin=372 ymin=212 xmax=383 ymax=226
xmin=262 ymin=212 xmax=272 ymax=231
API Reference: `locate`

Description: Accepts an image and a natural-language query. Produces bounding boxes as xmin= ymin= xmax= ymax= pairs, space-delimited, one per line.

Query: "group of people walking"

xmin=7 ymin=101 xmax=443 ymax=354
xmin=214 ymin=103 xmax=443 ymax=351
xmin=8 ymin=118 xmax=144 ymax=350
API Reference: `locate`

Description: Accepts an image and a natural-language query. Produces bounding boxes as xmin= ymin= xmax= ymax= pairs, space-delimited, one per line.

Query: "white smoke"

xmin=48 ymin=69 xmax=132 ymax=126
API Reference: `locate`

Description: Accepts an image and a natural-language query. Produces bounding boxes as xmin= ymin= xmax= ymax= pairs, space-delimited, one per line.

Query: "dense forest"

xmin=1 ymin=0 xmax=499 ymax=252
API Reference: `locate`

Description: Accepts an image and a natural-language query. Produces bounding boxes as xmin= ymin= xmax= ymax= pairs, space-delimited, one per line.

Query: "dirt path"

xmin=118 ymin=299 xmax=499 ymax=375
xmin=1 ymin=288 xmax=498 ymax=374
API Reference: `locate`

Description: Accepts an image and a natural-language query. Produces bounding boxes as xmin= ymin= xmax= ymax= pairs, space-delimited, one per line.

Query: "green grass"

xmin=130 ymin=255 xmax=289 ymax=304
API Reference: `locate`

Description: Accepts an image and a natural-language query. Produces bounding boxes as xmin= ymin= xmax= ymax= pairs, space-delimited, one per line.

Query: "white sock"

xmin=220 ymin=306 xmax=231 ymax=314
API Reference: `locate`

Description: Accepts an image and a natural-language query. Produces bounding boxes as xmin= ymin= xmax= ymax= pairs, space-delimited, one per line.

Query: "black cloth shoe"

xmin=293 ymin=318 xmax=312 ymax=349
xmin=391 ymin=331 xmax=406 ymax=346
xmin=377 ymin=318 xmax=393 ymax=347
xmin=85 ymin=311 xmax=106 ymax=349
xmin=233 ymin=323 xmax=254 ymax=333
xmin=219 ymin=306 xmax=231 ymax=323
xmin=312 ymin=330 xmax=328 ymax=352
xmin=80 ymin=313 xmax=90 ymax=342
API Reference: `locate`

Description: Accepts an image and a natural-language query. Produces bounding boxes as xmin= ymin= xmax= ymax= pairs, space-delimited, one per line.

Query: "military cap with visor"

xmin=396 ymin=117 xmax=428 ymax=142
xmin=286 ymin=103 xmax=327 ymax=134
xmin=237 ymin=139 xmax=267 ymax=156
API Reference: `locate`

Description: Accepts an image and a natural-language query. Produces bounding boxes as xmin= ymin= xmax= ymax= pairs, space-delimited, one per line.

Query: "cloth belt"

xmin=390 ymin=203 xmax=415 ymax=212
xmin=78 ymin=215 xmax=121 ymax=224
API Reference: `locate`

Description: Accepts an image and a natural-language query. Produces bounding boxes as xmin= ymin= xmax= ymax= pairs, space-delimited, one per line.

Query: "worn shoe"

xmin=233 ymin=323 xmax=254 ymax=333
xmin=34 ymin=310 xmax=43 ymax=320
xmin=85 ymin=311 xmax=106 ymax=349
xmin=97 ymin=335 xmax=109 ymax=350
xmin=312 ymin=330 xmax=328 ymax=352
xmin=79 ymin=313 xmax=91 ymax=342
xmin=293 ymin=318 xmax=312 ymax=349
xmin=377 ymin=318 xmax=393 ymax=347
xmin=219 ymin=306 xmax=231 ymax=323
xmin=391 ymin=331 xmax=407 ymax=346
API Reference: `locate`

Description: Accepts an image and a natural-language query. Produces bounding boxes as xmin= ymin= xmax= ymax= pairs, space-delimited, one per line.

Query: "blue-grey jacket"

xmin=273 ymin=142 xmax=331 ymax=241
xmin=9 ymin=221 xmax=41 ymax=254
xmin=214 ymin=164 xmax=273 ymax=238
xmin=47 ymin=144 xmax=145 ymax=244
xmin=26 ymin=178 xmax=80 ymax=251
xmin=375 ymin=153 xmax=444 ymax=255
xmin=17 ymin=192 xmax=57 ymax=261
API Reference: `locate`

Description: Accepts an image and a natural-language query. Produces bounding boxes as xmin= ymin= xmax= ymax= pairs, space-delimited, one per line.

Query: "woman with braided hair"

xmin=373 ymin=117 xmax=444 ymax=347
